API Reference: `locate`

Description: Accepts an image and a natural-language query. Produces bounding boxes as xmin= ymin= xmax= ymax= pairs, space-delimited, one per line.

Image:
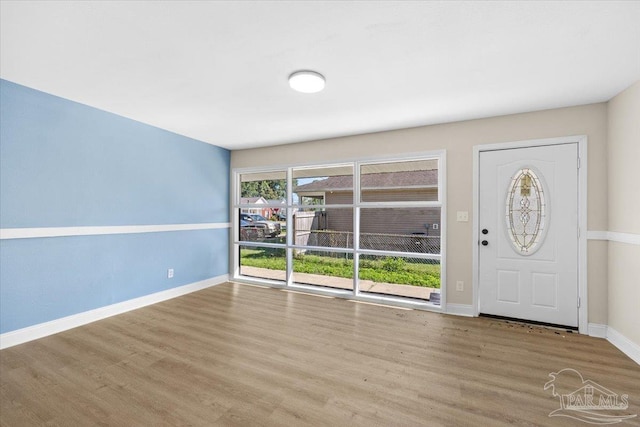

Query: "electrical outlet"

xmin=167 ymin=268 xmax=174 ymax=279
xmin=456 ymin=281 xmax=464 ymax=291
xmin=456 ymin=211 xmax=469 ymax=222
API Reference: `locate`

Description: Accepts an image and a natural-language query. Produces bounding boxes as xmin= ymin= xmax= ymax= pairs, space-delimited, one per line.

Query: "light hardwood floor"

xmin=1 ymin=282 xmax=639 ymax=426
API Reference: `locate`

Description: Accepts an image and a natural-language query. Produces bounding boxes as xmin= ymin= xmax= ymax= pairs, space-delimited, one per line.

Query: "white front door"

xmin=478 ymin=144 xmax=578 ymax=327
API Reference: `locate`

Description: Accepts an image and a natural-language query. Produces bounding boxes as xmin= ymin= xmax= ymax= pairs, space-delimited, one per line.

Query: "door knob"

xmin=482 ymin=229 xmax=488 ymax=234
xmin=481 ymin=240 xmax=489 ymax=246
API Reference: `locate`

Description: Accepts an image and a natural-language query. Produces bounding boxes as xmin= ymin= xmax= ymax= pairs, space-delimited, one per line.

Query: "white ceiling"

xmin=2 ymin=1 xmax=639 ymax=150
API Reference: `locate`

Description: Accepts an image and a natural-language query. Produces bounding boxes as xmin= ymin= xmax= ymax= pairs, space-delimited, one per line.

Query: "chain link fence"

xmin=240 ymin=227 xmax=266 ymax=241
xmin=303 ymin=230 xmax=440 ymax=254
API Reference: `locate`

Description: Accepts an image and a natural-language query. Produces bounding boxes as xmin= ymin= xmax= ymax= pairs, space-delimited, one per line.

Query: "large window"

xmin=233 ymin=153 xmax=445 ymax=309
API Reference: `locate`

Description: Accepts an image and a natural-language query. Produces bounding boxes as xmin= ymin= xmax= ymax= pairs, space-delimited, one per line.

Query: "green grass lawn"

xmin=240 ymin=248 xmax=440 ymax=288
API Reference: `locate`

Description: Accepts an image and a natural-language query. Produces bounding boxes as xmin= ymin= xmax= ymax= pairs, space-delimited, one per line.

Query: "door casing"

xmin=472 ymin=136 xmax=588 ymax=334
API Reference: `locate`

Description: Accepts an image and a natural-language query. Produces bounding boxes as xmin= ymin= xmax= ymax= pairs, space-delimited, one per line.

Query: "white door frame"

xmin=472 ymin=135 xmax=588 ymax=334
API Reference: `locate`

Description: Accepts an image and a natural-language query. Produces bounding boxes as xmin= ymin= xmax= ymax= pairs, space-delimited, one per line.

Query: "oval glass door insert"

xmin=505 ymin=168 xmax=547 ymax=255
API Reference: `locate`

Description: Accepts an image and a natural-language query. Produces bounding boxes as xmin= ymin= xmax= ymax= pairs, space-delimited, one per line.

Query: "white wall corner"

xmin=0 ymin=274 xmax=229 ymax=350
xmin=446 ymin=303 xmax=475 ymax=317
xmin=607 ymin=327 xmax=640 ymax=366
xmin=587 ymin=323 xmax=608 ymax=338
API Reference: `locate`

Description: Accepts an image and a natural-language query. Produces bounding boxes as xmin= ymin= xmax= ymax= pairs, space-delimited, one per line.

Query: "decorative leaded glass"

xmin=505 ymin=168 xmax=546 ymax=254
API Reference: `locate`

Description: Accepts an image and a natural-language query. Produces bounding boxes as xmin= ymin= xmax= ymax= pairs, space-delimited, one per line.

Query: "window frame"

xmin=231 ymin=150 xmax=447 ymax=311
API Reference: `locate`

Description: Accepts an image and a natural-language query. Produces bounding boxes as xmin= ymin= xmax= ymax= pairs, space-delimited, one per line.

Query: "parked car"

xmin=248 ymin=214 xmax=282 ymax=236
xmin=240 ymin=213 xmax=281 ymax=237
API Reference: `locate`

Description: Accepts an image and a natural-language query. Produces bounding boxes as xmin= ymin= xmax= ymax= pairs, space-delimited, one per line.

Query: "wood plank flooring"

xmin=1 ymin=282 xmax=639 ymax=426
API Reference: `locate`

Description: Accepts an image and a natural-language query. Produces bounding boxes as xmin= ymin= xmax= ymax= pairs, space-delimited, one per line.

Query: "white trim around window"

xmin=232 ymin=150 xmax=447 ymax=313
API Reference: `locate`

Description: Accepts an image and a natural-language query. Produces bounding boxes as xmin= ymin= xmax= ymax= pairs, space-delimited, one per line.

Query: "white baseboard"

xmin=607 ymin=327 xmax=640 ymax=365
xmin=446 ymin=303 xmax=474 ymax=317
xmin=570 ymin=323 xmax=638 ymax=365
xmin=588 ymin=323 xmax=608 ymax=338
xmin=0 ymin=274 xmax=229 ymax=350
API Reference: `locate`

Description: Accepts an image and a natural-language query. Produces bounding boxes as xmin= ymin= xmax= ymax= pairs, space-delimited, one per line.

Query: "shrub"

xmin=381 ymin=257 xmax=406 ymax=272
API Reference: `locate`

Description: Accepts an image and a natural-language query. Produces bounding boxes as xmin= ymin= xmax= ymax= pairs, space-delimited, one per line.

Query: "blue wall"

xmin=0 ymin=80 xmax=230 ymax=334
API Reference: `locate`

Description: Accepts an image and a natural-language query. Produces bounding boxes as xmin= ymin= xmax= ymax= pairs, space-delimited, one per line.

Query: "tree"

xmin=241 ymin=179 xmax=287 ymax=200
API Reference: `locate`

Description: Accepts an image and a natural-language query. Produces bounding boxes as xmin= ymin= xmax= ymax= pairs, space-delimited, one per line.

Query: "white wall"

xmin=607 ymin=80 xmax=640 ymax=348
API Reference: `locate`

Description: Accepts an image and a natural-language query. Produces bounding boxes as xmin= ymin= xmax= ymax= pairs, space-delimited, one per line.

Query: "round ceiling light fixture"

xmin=288 ymin=70 xmax=325 ymax=93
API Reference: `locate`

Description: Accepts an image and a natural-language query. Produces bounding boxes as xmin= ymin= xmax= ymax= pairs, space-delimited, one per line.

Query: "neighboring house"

xmin=264 ymin=199 xmax=286 ymax=217
xmin=240 ymin=196 xmax=267 ymax=205
xmin=241 ymin=197 xmax=286 ymax=219
xmin=240 ymin=196 xmax=272 ymax=218
xmin=294 ymin=170 xmax=440 ymax=236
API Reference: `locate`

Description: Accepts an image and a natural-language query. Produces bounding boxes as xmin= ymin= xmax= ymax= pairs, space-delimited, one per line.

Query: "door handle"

xmin=481 ymin=240 xmax=489 ymax=246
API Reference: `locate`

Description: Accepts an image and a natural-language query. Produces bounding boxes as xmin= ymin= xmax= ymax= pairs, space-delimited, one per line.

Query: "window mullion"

xmin=353 ymin=162 xmax=361 ymax=295
xmin=286 ymin=167 xmax=293 ymax=287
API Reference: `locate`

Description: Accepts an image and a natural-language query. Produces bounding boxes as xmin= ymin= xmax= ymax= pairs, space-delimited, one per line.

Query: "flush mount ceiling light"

xmin=288 ymin=70 xmax=325 ymax=93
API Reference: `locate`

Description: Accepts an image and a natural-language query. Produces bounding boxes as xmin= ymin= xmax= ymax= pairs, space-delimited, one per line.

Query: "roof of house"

xmin=294 ymin=170 xmax=438 ymax=193
xmin=240 ymin=197 xmax=286 ymax=205
xmin=240 ymin=197 xmax=267 ymax=204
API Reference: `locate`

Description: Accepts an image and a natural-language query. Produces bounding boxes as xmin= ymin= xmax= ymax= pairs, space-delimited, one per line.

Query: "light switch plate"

xmin=456 ymin=211 xmax=469 ymax=222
